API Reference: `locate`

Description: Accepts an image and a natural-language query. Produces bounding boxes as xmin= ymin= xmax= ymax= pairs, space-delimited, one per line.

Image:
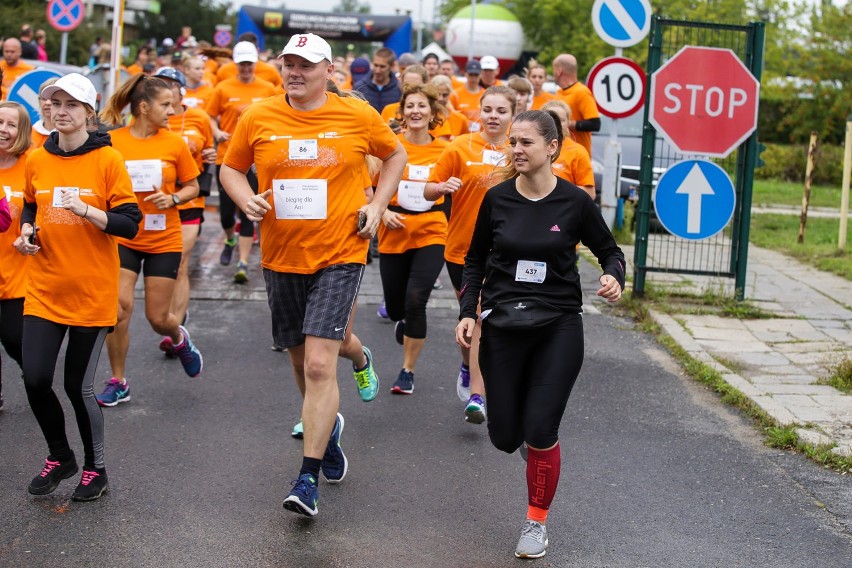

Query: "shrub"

xmin=756 ymin=142 xmax=846 ymax=186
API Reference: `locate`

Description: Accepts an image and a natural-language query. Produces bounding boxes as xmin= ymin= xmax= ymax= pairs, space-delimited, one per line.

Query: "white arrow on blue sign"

xmin=653 ymin=159 xmax=736 ymax=241
xmin=592 ymin=0 xmax=652 ymax=48
xmin=7 ymin=69 xmax=63 ymax=125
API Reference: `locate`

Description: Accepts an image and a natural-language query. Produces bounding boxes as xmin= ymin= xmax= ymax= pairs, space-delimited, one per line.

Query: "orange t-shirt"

xmin=430 ymin=110 xmax=469 ymax=140
xmin=206 ymin=77 xmax=277 ymax=164
xmin=381 ymin=102 xmax=401 ymax=124
xmin=23 ymin=144 xmax=137 ymax=327
xmin=378 ymin=134 xmax=448 ymax=254
xmin=110 ymin=127 xmax=200 ymax=254
xmin=168 ymin=108 xmax=214 ymax=210
xmin=0 ymin=153 xmax=29 ymax=299
xmin=430 ymin=133 xmax=509 ymax=265
xmin=183 ymin=83 xmax=215 ymax=110
xmin=216 ymin=61 xmax=283 ymax=88
xmin=552 ymin=139 xmax=594 ymax=188
xmin=224 ymin=93 xmax=401 ymax=274
xmin=557 ymin=82 xmax=600 ymax=157
xmin=0 ymin=61 xmax=35 ymax=100
xmin=204 ymin=58 xmax=219 ymax=77
xmin=530 ymin=91 xmax=556 ymax=110
xmin=31 ymin=127 xmax=50 ymax=149
xmin=450 ymin=85 xmax=484 ymax=124
xmin=126 ymin=63 xmax=143 ymax=76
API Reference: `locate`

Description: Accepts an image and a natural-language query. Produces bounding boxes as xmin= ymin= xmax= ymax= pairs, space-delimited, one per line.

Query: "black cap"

xmin=465 ymin=60 xmax=482 ymax=74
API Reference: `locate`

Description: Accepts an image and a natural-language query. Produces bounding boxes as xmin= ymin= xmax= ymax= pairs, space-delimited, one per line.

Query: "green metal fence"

xmin=632 ymin=17 xmax=766 ymax=300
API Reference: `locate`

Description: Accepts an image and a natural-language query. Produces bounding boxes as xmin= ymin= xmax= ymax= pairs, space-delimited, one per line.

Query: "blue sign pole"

xmin=653 ymin=159 xmax=736 ymax=241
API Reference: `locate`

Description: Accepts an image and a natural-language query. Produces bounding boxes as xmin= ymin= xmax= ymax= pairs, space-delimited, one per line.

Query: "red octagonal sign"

xmin=650 ymin=46 xmax=759 ymax=158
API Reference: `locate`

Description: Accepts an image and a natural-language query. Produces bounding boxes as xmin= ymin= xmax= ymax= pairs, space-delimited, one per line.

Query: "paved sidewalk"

xmin=627 ymin=243 xmax=852 ymax=456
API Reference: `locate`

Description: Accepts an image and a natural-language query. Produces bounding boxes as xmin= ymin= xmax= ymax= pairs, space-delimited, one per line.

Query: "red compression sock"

xmin=526 ymin=443 xmax=561 ymax=523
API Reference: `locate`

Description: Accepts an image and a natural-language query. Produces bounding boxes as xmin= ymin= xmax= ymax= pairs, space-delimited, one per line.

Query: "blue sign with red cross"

xmin=46 ymin=0 xmax=85 ymax=33
xmin=214 ymin=30 xmax=233 ymax=47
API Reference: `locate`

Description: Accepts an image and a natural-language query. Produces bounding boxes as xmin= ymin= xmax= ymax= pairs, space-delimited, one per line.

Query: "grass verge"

xmin=752 ymin=179 xmax=844 ymax=209
xmin=818 ymin=357 xmax=852 ymax=394
xmin=618 ymin=291 xmax=852 ymax=473
xmin=748 ymin=214 xmax=852 ymax=281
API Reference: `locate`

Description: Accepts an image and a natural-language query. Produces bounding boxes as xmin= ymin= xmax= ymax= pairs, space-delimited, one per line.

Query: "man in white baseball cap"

xmin=232 ymin=40 xmax=259 ymax=64
xmin=278 ymin=32 xmax=332 ymax=64
xmin=220 ymin=32 xmax=407 ymax=519
xmin=41 ymin=73 xmax=98 ymax=109
xmin=478 ymin=55 xmax=502 ymax=88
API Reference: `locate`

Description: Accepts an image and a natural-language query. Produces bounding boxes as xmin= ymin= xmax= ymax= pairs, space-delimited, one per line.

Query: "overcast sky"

xmin=229 ymin=1 xmax=442 ymax=23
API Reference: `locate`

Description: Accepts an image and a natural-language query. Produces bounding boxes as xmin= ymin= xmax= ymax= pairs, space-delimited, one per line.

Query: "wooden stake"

xmin=839 ymin=119 xmax=851 ymax=251
xmin=798 ymin=131 xmax=819 ymax=244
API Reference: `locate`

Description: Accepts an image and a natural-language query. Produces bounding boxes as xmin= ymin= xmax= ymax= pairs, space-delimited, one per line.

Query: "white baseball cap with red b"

xmin=41 ymin=73 xmax=98 ymax=108
xmin=279 ymin=33 xmax=332 ymax=64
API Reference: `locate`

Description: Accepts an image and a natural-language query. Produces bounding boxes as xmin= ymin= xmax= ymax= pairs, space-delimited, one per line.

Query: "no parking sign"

xmin=46 ymin=0 xmax=85 ymax=33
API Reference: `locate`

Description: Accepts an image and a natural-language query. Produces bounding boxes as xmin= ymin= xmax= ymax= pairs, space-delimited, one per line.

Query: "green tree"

xmin=134 ymin=0 xmax=233 ymax=47
xmin=333 ymin=0 xmax=371 ymax=14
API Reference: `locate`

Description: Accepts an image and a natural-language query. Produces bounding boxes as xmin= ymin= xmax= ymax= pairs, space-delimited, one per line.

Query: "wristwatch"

xmin=172 ymin=194 xmax=181 ymax=206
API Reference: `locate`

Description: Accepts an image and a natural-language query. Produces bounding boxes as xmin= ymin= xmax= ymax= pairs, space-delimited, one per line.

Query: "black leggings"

xmin=22 ymin=316 xmax=109 ymax=469
xmin=0 ymin=298 xmax=24 ymax=394
xmin=217 ymin=165 xmax=258 ymax=237
xmin=479 ymin=313 xmax=584 ymax=452
xmin=379 ymin=245 xmax=445 ymax=339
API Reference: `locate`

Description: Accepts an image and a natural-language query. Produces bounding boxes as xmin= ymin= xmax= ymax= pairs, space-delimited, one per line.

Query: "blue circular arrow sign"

xmin=653 ymin=160 xmax=736 ymax=241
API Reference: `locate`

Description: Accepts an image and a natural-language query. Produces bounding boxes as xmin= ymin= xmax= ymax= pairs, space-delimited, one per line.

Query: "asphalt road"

xmin=1 ymin=260 xmax=851 ymax=567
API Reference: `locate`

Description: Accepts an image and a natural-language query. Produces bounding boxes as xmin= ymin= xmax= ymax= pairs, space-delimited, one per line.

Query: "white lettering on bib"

xmin=397 ymin=181 xmax=432 ymax=212
xmin=52 ymin=187 xmax=79 ymax=208
xmin=289 ymin=139 xmax=318 ymax=160
xmin=515 ymin=260 xmax=546 ymax=283
xmin=144 ymin=214 xmax=167 ymax=231
xmin=408 ymin=165 xmax=430 ymax=181
xmin=126 ymin=159 xmax=163 ymax=192
xmin=273 ymin=179 xmax=328 ymax=219
xmin=483 ymin=149 xmax=506 ymax=167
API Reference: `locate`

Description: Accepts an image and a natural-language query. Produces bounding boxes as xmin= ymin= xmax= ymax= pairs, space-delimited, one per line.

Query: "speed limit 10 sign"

xmin=587 ymin=56 xmax=646 ymax=119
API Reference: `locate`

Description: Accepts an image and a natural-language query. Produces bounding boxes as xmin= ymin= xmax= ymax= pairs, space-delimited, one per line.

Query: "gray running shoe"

xmin=515 ymin=519 xmax=548 ymax=559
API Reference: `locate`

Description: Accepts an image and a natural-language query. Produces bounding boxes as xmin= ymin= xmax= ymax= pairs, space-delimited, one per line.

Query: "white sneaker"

xmin=456 ymin=363 xmax=471 ymax=402
xmin=515 ymin=519 xmax=548 ymax=558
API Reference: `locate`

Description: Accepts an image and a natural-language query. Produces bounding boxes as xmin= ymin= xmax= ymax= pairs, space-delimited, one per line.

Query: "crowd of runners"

xmin=0 ymin=28 xmax=622 ymax=559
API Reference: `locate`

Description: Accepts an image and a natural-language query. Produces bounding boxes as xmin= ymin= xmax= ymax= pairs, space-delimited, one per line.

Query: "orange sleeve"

xmin=222 ymin=107 xmax=254 ymax=172
xmin=577 ymin=88 xmax=600 ymax=120
xmin=367 ymin=105 xmax=402 ymax=161
xmin=430 ymin=142 xmax=459 ymax=183
xmin=205 ymin=86 xmax=223 ymax=119
xmin=176 ymin=139 xmax=201 ymax=183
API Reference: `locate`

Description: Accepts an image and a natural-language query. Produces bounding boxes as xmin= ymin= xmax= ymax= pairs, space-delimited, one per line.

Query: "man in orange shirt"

xmin=1 ymin=39 xmax=34 ymax=100
xmin=450 ymin=60 xmax=484 ymax=131
xmin=206 ymin=41 xmax=277 ymax=282
xmin=215 ymin=32 xmax=283 ymax=89
xmin=553 ymin=53 xmax=600 ymax=158
xmin=220 ymin=33 xmax=406 ymax=518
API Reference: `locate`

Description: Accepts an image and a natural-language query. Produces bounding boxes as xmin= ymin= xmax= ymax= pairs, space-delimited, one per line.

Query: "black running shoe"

xmin=28 ymin=456 xmax=79 ymax=495
xmin=71 ymin=469 xmax=109 ymax=501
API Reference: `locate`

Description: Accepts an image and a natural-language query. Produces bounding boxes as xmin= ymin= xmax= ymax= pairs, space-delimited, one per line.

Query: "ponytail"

xmin=100 ymin=75 xmax=170 ymax=126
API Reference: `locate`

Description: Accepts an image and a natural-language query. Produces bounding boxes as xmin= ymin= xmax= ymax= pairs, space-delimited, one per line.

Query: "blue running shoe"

xmin=321 ymin=413 xmax=348 ymax=484
xmin=377 ymin=299 xmax=388 ymax=319
xmin=465 ymin=394 xmax=486 ymax=424
xmin=283 ymin=473 xmax=319 ymax=517
xmin=96 ymin=378 xmax=130 ymax=407
xmin=175 ymin=326 xmax=203 ymax=377
xmin=391 ymin=369 xmax=414 ymax=395
xmin=353 ymin=346 xmax=379 ymax=402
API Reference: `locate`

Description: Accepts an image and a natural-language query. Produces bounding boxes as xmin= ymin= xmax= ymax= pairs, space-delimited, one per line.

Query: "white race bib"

xmin=289 ymin=139 xmax=318 ymax=160
xmin=52 ymin=186 xmax=78 ymax=208
xmin=515 ymin=260 xmax=546 ymax=283
xmin=397 ymin=181 xmax=433 ymax=212
xmin=483 ymin=149 xmax=506 ymax=167
xmin=273 ymin=179 xmax=328 ymax=219
xmin=408 ymin=165 xmax=430 ymax=181
xmin=126 ymin=159 xmax=163 ymax=192
xmin=144 ymin=214 xmax=167 ymax=231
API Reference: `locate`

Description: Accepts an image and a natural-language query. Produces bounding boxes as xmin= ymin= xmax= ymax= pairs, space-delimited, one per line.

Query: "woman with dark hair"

xmin=456 ymin=110 xmax=624 ymax=558
xmin=14 ymin=74 xmax=141 ymax=500
xmin=98 ymin=73 xmax=203 ymax=408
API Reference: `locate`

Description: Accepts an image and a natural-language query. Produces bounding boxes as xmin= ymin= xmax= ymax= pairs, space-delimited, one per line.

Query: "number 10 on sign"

xmin=587 ymin=56 xmax=646 ymax=119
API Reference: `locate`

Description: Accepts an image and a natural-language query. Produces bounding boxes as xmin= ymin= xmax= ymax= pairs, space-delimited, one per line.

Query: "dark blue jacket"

xmin=354 ymin=75 xmax=402 ymax=114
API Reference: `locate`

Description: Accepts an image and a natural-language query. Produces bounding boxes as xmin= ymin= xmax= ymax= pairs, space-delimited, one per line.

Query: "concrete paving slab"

xmin=750 ymin=374 xmax=821 ymax=384
xmin=757 ymin=384 xmax=842 ymax=396
xmin=773 ymin=341 xmax=843 ymax=354
xmin=728 ymin=352 xmax=792 ymax=367
xmin=751 ymin=395 xmax=798 ymax=426
xmin=796 ymin=428 xmax=834 ymax=447
xmin=679 ymin=314 xmax=748 ymax=330
xmin=697 ymin=339 xmax=772 ymax=353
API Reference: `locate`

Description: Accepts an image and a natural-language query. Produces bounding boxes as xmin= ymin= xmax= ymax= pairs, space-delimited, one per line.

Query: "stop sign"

xmin=649 ymin=46 xmax=759 ymax=158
